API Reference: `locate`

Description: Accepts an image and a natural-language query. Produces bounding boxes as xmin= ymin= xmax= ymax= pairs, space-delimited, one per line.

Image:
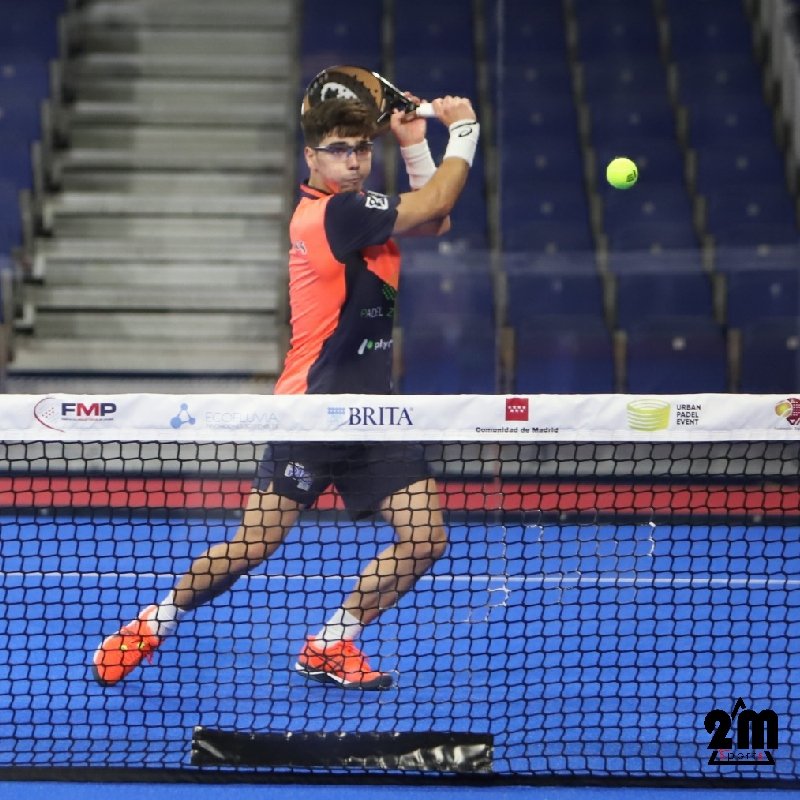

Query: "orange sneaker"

xmin=295 ymin=636 xmax=393 ymax=690
xmin=92 ymin=605 xmax=161 ymax=687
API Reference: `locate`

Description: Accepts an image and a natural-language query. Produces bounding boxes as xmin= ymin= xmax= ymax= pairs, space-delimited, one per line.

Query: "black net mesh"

xmin=0 ymin=435 xmax=798 ymax=785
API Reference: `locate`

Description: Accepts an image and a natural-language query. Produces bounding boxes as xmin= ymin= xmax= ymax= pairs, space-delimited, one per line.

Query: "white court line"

xmin=1 ymin=572 xmax=798 ymax=587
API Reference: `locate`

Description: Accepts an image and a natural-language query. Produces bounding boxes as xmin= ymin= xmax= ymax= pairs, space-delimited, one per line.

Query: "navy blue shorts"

xmin=254 ymin=442 xmax=430 ymax=520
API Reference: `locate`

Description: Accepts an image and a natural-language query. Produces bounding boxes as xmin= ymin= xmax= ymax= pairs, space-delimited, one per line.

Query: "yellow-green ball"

xmin=606 ymin=157 xmax=638 ymax=190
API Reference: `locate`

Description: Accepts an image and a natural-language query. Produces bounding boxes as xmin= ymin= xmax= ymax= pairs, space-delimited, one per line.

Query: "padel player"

xmin=93 ymin=95 xmax=480 ymax=690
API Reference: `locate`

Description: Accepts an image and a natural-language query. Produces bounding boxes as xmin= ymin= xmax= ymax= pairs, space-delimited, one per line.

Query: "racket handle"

xmin=415 ymin=101 xmax=435 ymax=118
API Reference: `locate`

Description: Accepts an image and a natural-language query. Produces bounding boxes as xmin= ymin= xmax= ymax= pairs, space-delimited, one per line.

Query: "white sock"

xmin=314 ymin=609 xmax=363 ymax=647
xmin=144 ymin=590 xmax=187 ymax=639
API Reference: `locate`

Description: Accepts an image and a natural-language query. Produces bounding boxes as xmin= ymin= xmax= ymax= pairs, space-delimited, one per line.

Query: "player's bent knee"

xmin=431 ymin=526 xmax=449 ymax=560
xmin=413 ymin=525 xmax=448 ymax=562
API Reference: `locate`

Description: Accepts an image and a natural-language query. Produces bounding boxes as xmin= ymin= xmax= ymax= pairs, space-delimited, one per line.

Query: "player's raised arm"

xmin=391 ymin=96 xmax=480 ymax=235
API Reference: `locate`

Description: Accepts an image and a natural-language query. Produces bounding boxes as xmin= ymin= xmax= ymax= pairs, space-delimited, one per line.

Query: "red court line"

xmin=0 ymin=477 xmax=796 ymax=515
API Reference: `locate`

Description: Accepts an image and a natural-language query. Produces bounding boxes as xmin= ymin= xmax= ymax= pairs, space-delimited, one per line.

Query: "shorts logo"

xmin=505 ymin=397 xmax=529 ymax=422
xmin=365 ymin=191 xmax=389 ymax=210
xmin=285 ymin=462 xmax=312 ymax=491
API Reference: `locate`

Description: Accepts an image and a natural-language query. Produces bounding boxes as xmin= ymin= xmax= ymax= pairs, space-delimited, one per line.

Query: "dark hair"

xmin=301 ymin=99 xmax=376 ymax=146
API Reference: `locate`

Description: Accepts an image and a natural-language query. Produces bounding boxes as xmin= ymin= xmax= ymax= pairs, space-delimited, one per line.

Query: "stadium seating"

xmin=393 ymin=0 xmax=474 ymax=56
xmin=625 ymin=316 xmax=728 ymax=393
xmin=499 ymin=95 xmax=580 ymax=146
xmin=725 ymin=268 xmax=800 ymax=327
xmin=713 ymin=244 xmax=800 ymax=273
xmin=691 ymin=145 xmax=787 ymax=194
xmin=666 ymin=0 xmax=755 ymax=59
xmin=399 ymin=313 xmax=497 ymax=394
xmin=0 ymin=180 xmax=22 ymax=254
xmin=0 ymin=133 xmax=34 ymax=190
xmin=573 ymin=1 xmax=661 ymax=60
xmin=671 ymin=54 xmax=765 ymax=106
xmin=300 ymin=0 xmax=382 ymax=84
xmin=504 ymin=255 xmax=606 ymax=325
xmin=0 ymin=1 xmax=64 ymax=59
xmin=703 ymin=187 xmax=799 ymax=246
xmin=503 ymin=220 xmax=593 ymax=254
xmin=739 ymin=317 xmax=800 ymax=393
xmin=513 ymin=315 xmax=615 ymax=393
xmin=397 ymin=254 xmax=494 ymax=326
xmin=587 ymin=99 xmax=676 ymax=147
xmin=614 ymin=269 xmax=715 ymax=330
xmin=600 ymin=182 xmax=696 ymax=243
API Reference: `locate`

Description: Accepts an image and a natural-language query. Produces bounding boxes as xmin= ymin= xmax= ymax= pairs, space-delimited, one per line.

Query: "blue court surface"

xmin=2 ymin=785 xmax=800 ymax=800
xmin=0 ymin=511 xmax=797 ymax=790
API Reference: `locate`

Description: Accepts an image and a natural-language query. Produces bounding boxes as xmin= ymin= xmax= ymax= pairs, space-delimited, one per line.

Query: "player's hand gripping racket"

xmin=301 ymin=65 xmax=434 ymax=131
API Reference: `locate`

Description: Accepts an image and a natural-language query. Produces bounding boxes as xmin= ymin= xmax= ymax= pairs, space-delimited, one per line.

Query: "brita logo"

xmin=346 ymin=406 xmax=413 ymax=426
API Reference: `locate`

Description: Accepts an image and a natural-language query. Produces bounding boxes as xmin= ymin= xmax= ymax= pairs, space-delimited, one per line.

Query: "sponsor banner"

xmin=0 ymin=393 xmax=798 ymax=442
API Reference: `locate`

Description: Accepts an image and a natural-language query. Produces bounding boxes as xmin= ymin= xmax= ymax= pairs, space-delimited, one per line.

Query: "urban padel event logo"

xmin=34 ymin=397 xmax=117 ymax=432
xmin=705 ymin=697 xmax=778 ymax=766
xmin=627 ymin=399 xmax=670 ymax=431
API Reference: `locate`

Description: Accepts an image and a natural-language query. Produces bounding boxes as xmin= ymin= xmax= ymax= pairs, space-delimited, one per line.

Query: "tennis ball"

xmin=606 ymin=157 xmax=638 ymax=190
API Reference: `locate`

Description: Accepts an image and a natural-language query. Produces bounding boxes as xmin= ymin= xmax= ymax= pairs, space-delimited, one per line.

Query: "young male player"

xmin=93 ymin=94 xmax=480 ymax=691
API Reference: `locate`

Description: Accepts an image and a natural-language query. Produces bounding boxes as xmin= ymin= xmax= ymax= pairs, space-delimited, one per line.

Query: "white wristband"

xmin=400 ymin=140 xmax=436 ymax=190
xmin=443 ymin=120 xmax=480 ymax=167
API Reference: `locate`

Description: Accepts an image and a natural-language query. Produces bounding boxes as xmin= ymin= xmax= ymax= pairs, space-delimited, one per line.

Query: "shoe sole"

xmin=294 ymin=663 xmax=393 ymax=691
xmin=91 ymin=663 xmax=118 ymax=688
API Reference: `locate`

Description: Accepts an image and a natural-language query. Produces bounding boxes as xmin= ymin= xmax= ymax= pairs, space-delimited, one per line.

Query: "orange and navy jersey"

xmin=274 ymin=183 xmax=401 ymax=394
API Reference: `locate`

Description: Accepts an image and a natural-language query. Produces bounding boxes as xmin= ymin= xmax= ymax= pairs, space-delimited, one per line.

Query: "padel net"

xmin=0 ymin=392 xmax=798 ymax=787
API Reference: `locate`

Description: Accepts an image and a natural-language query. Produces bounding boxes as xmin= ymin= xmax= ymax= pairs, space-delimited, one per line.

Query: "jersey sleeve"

xmin=324 ymin=191 xmax=400 ymax=259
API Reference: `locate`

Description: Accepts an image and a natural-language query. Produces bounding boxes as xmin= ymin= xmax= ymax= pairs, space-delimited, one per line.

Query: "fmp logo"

xmin=34 ymin=397 xmax=117 ymax=432
xmin=705 ymin=697 xmax=778 ymax=766
xmin=505 ymin=397 xmax=529 ymax=422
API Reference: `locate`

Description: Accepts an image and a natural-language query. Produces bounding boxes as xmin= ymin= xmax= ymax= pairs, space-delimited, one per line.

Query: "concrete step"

xmin=10 ymin=336 xmax=282 ymax=373
xmin=57 ymin=170 xmax=286 ymax=194
xmin=34 ymin=237 xmax=284 ymax=264
xmin=70 ymin=77 xmax=290 ymax=106
xmin=65 ymin=28 xmax=290 ymax=58
xmin=68 ymin=0 xmax=293 ymax=29
xmin=33 ymin=309 xmax=278 ymax=341
xmin=41 ymin=192 xmax=284 ymax=231
xmin=44 ymin=214 xmax=283 ymax=240
xmin=56 ymin=100 xmax=290 ymax=128
xmin=31 ymin=283 xmax=279 ymax=312
xmin=40 ymin=260 xmax=281 ymax=287
xmin=5 ymin=372 xmax=277 ymax=394
xmin=49 ymin=148 xmax=286 ymax=180
xmin=61 ymin=52 xmax=291 ymax=81
xmin=65 ymin=124 xmax=287 ymax=152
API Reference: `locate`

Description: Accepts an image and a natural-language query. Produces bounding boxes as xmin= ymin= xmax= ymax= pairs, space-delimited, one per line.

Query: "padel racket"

xmin=301 ymin=65 xmax=434 ymax=130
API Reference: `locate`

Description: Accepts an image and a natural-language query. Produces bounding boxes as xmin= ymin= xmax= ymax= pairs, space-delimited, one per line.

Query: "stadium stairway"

xmin=8 ymin=0 xmax=295 ymax=393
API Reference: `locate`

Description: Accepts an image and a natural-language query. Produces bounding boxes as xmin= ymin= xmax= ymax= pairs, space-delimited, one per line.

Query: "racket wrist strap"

xmin=444 ymin=120 xmax=480 ymax=167
xmin=400 ymin=140 xmax=436 ymax=190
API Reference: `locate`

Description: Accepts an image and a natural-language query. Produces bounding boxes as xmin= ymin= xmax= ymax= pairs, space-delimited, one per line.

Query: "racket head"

xmin=301 ymin=65 xmax=417 ymax=133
